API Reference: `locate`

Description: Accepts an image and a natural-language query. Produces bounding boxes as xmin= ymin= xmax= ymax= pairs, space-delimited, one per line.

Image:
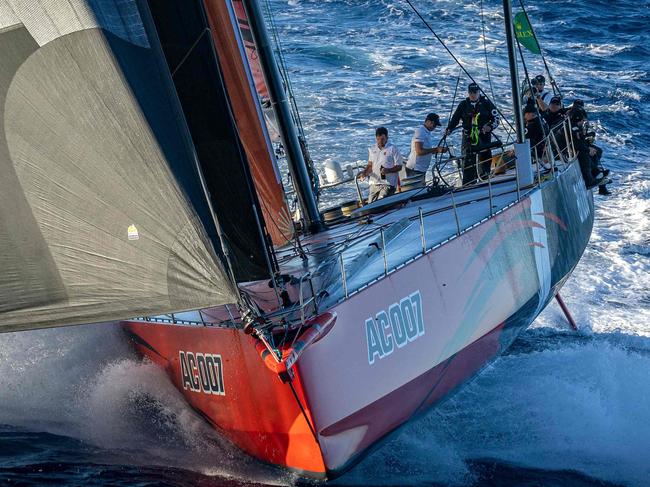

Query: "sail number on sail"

xmin=179 ymin=352 xmax=226 ymax=395
xmin=365 ymin=291 xmax=425 ymax=365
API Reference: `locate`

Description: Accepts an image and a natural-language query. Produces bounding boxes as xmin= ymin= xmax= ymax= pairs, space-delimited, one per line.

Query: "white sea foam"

xmin=593 ymin=99 xmax=634 ymax=114
xmin=597 ymin=130 xmax=636 ymax=148
xmin=566 ymin=42 xmax=632 ymax=57
xmin=368 ymin=50 xmax=404 ymax=73
xmin=339 ymin=335 xmax=650 ymax=487
xmin=0 ymin=324 xmax=289 ymax=485
xmin=2 ymin=0 xmax=649 ymax=485
xmin=443 ymin=338 xmax=650 ymax=486
xmin=608 ymin=88 xmax=642 ymax=101
xmin=546 ymin=171 xmax=650 ymax=338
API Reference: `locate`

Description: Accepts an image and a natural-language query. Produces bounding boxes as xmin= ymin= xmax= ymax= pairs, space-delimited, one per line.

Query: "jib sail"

xmin=0 ymin=0 xmax=265 ymax=332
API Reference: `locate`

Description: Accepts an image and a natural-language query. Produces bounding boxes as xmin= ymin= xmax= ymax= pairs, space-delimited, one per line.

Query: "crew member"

xmin=359 ymin=127 xmax=402 ymax=203
xmin=532 ymin=74 xmax=552 ymax=111
xmin=568 ymin=100 xmax=612 ymax=195
xmin=445 ymin=82 xmax=498 ymax=185
xmin=405 ymin=113 xmax=449 ymax=178
xmin=567 ymin=99 xmax=587 ymax=122
xmin=524 ymin=102 xmax=548 ymax=159
xmin=571 ymin=110 xmax=607 ymax=189
xmin=543 ymin=95 xmax=566 ymax=129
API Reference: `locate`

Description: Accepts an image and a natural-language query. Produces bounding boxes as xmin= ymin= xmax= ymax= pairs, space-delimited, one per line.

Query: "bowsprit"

xmin=365 ymin=290 xmax=425 ymax=365
xmin=179 ymin=351 xmax=225 ymax=395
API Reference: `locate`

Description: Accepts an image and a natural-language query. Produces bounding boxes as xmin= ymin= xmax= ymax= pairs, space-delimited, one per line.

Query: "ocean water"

xmin=1 ymin=0 xmax=649 ymax=486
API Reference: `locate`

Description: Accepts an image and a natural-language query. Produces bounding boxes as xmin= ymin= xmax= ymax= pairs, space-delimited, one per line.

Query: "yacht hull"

xmin=124 ymin=162 xmax=593 ymax=479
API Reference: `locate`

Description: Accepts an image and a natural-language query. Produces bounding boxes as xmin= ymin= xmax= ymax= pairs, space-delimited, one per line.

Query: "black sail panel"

xmin=0 ymin=1 xmax=238 ymax=332
xmin=145 ymin=0 xmax=274 ymax=282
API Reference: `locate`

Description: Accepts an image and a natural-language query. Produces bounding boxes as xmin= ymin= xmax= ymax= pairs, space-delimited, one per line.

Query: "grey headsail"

xmin=0 ymin=1 xmax=239 ymax=332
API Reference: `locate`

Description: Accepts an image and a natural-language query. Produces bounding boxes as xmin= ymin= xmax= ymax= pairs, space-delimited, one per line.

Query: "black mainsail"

xmin=145 ymin=0 xmax=276 ymax=281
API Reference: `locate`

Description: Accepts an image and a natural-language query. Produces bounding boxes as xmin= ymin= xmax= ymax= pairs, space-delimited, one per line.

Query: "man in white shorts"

xmin=405 ymin=112 xmax=449 ymax=178
xmin=359 ymin=127 xmax=402 ymax=203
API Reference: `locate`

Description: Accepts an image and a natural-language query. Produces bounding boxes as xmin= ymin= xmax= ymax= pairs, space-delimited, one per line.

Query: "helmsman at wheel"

xmin=445 ymin=82 xmax=499 ymax=185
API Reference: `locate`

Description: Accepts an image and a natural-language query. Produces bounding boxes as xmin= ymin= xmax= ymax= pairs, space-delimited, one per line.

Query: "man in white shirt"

xmin=359 ymin=127 xmax=402 ymax=203
xmin=405 ymin=113 xmax=449 ymax=177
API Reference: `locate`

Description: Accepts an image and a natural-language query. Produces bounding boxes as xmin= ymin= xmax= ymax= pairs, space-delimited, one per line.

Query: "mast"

xmin=241 ymin=0 xmax=324 ymax=234
xmin=502 ymin=0 xmax=525 ymax=143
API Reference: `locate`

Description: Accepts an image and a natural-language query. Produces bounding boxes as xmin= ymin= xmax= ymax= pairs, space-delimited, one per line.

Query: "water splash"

xmin=0 ymin=325 xmax=292 ymax=485
xmin=2 ymin=0 xmax=649 ymax=485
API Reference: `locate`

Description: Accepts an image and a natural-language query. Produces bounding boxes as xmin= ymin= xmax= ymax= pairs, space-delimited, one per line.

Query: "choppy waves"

xmin=0 ymin=326 xmax=293 ymax=485
xmin=2 ymin=0 xmax=650 ymax=485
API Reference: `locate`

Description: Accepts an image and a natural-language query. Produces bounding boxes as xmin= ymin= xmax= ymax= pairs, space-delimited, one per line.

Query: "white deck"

xmin=160 ymin=164 xmax=564 ymax=324
xmin=275 ymin=172 xmax=543 ymax=307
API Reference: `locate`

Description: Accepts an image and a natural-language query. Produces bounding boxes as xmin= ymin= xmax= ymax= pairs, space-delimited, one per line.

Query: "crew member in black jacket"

xmin=445 ymin=83 xmax=499 ymax=185
xmin=543 ymin=95 xmax=566 ymax=129
xmin=570 ymin=109 xmax=606 ymax=189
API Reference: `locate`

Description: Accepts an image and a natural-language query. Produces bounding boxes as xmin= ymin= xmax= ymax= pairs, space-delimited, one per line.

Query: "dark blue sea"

xmin=2 ymin=0 xmax=649 ymax=485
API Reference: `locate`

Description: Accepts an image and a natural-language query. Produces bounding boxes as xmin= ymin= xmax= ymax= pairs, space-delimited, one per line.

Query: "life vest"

xmin=470 ymin=112 xmax=481 ymax=146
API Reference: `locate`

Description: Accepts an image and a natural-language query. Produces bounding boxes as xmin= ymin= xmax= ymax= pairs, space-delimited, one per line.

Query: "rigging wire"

xmin=479 ymin=0 xmax=497 ymax=104
xmin=478 ymin=0 xmax=515 ymax=144
xmin=170 ymin=28 xmax=209 ymax=78
xmin=516 ymin=38 xmax=549 ymax=137
xmin=432 ymin=67 xmax=462 ymax=184
xmin=402 ymin=0 xmax=516 ymax=135
xmin=517 ymin=0 xmax=563 ymax=98
xmin=447 ymin=67 xmax=462 ymax=124
xmin=262 ymin=0 xmax=306 ymax=136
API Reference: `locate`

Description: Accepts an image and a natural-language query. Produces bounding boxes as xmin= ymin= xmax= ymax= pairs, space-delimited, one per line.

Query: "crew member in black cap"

xmin=570 ymin=110 xmax=610 ymax=190
xmin=567 ymin=100 xmax=612 ymax=195
xmin=445 ymin=82 xmax=499 ymax=185
xmin=543 ymin=95 xmax=566 ymax=129
xmin=405 ymin=113 xmax=449 ymax=177
xmin=532 ymin=74 xmax=552 ymax=111
xmin=567 ymin=99 xmax=587 ymax=122
xmin=524 ymin=101 xmax=548 ymax=159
